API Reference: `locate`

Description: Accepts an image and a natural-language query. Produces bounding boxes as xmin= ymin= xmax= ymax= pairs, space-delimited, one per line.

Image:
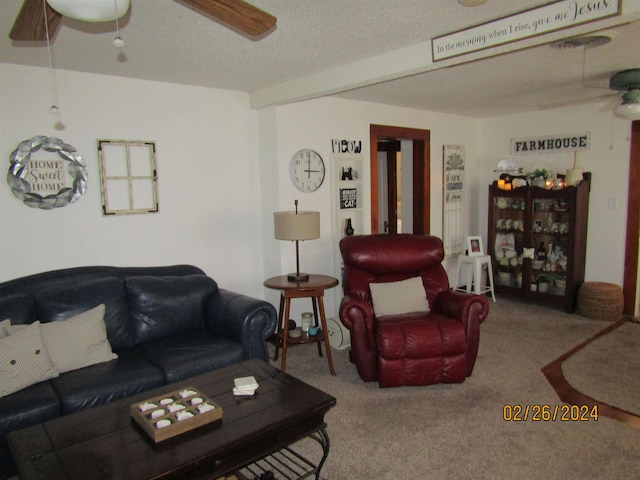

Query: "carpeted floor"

xmin=271 ymin=297 xmax=640 ymax=480
xmin=560 ymin=319 xmax=640 ymax=417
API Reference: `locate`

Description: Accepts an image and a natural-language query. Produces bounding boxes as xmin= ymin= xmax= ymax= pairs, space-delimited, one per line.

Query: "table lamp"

xmin=274 ymin=200 xmax=320 ymax=282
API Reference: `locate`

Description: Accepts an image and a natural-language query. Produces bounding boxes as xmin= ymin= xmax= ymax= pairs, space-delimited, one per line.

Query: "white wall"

xmin=258 ymin=97 xmax=480 ymax=318
xmin=0 ymin=64 xmax=266 ymax=298
xmin=478 ymin=102 xmax=633 ymax=285
xmin=2 ymin=63 xmax=632 ymax=319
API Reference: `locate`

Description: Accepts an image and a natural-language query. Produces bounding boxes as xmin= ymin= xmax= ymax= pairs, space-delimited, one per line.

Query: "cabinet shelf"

xmin=488 ymin=173 xmax=590 ymax=312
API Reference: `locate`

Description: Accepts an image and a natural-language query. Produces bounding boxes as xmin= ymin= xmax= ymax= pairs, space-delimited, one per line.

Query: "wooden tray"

xmin=130 ymin=386 xmax=223 ymax=443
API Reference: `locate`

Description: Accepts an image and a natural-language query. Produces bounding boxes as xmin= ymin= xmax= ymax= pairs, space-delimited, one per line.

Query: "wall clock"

xmin=289 ymin=149 xmax=325 ymax=192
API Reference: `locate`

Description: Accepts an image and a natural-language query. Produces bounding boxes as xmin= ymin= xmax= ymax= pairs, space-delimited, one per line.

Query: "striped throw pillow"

xmin=0 ymin=321 xmax=59 ymax=397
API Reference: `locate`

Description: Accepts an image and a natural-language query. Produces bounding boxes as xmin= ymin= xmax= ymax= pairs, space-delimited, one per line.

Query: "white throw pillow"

xmin=0 ymin=322 xmax=59 ymax=397
xmin=369 ymin=276 xmax=430 ymax=316
xmin=39 ymin=304 xmax=118 ymax=374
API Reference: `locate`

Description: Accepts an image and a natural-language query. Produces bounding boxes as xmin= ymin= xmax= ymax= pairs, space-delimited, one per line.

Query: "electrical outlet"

xmin=608 ymin=197 xmax=619 ymax=209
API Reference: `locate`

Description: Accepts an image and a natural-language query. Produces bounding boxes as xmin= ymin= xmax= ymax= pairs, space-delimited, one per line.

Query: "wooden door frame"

xmin=623 ymin=120 xmax=640 ymax=315
xmin=377 ymin=140 xmax=400 ymax=233
xmin=370 ymin=124 xmax=430 ymax=234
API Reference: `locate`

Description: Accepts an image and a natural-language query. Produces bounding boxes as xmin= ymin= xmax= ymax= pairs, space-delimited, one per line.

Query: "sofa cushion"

xmin=0 ymin=380 xmax=59 ymax=449
xmin=0 ymin=319 xmax=9 ymax=337
xmin=134 ymin=330 xmax=245 ymax=383
xmin=38 ymin=304 xmax=118 ymax=373
xmin=33 ymin=276 xmax=135 ymax=350
xmin=369 ymin=276 xmax=430 ymax=316
xmin=127 ymin=275 xmax=218 ymax=344
xmin=0 ymin=293 xmax=37 ymax=326
xmin=50 ymin=350 xmax=165 ymax=415
xmin=0 ymin=322 xmax=59 ymax=397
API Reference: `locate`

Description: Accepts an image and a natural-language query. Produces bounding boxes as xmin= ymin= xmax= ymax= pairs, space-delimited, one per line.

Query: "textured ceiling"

xmin=1 ymin=0 xmax=639 ymax=117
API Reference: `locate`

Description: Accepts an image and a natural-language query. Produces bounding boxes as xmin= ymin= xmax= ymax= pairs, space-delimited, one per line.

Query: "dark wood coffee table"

xmin=8 ymin=359 xmax=336 ymax=480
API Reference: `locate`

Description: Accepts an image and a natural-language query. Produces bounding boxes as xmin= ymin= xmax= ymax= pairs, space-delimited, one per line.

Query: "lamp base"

xmin=287 ymin=272 xmax=310 ymax=282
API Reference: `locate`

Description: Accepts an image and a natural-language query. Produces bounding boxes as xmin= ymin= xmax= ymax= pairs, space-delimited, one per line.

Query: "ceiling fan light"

xmin=47 ymin=0 xmax=130 ymax=22
xmin=614 ymin=102 xmax=640 ymax=120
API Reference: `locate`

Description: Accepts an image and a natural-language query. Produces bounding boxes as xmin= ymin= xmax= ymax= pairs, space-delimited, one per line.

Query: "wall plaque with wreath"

xmin=7 ymin=136 xmax=88 ymax=210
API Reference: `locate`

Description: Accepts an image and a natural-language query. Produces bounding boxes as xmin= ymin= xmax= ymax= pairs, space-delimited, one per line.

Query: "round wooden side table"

xmin=264 ymin=274 xmax=339 ymax=375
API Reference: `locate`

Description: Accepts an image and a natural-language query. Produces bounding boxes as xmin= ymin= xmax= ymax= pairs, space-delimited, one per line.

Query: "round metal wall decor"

xmin=7 ymin=136 xmax=88 ymax=210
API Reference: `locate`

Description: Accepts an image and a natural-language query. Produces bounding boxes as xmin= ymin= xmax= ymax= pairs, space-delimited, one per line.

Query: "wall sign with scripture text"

xmin=432 ymin=0 xmax=620 ymax=61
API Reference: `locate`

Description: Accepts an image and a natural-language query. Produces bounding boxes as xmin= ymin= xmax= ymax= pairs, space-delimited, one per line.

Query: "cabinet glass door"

xmin=492 ymin=194 xmax=525 ymax=289
xmin=530 ymin=193 xmax=570 ymax=297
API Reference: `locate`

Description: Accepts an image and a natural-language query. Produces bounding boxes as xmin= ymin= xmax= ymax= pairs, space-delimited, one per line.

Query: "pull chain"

xmin=43 ymin=0 xmax=59 ymax=114
xmin=43 ymin=0 xmax=64 ymax=129
xmin=113 ymin=0 xmax=125 ymax=47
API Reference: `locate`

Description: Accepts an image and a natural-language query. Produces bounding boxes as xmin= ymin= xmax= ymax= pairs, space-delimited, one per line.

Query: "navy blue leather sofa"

xmin=0 ymin=265 xmax=277 ymax=478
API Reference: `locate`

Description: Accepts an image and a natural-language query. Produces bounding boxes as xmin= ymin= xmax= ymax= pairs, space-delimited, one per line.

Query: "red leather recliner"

xmin=339 ymin=234 xmax=489 ymax=387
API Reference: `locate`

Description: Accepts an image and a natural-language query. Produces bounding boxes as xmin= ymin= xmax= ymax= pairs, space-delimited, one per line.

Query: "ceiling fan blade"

xmin=179 ymin=0 xmax=276 ymax=36
xmin=10 ymin=0 xmax=63 ymax=41
xmin=599 ymin=95 xmax=623 ymax=113
xmin=539 ymin=91 xmax=618 ymax=110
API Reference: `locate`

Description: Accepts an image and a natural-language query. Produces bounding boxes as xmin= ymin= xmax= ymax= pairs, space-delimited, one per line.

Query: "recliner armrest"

xmin=435 ymin=290 xmax=490 ymax=325
xmin=339 ymin=295 xmax=376 ymax=348
xmin=205 ymin=289 xmax=277 ymax=361
xmin=339 ymin=294 xmax=379 ymax=382
xmin=435 ymin=289 xmax=489 ymax=377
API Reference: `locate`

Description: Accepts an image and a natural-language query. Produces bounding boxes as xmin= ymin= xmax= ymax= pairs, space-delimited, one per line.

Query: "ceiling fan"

xmin=9 ymin=0 xmax=277 ymax=42
xmin=537 ymin=33 xmax=640 ymax=119
xmin=608 ymin=69 xmax=640 ymax=119
xmin=541 ymin=68 xmax=640 ymax=119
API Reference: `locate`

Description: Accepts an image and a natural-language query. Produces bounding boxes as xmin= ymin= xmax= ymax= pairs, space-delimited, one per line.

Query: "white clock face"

xmin=289 ymin=149 xmax=325 ymax=192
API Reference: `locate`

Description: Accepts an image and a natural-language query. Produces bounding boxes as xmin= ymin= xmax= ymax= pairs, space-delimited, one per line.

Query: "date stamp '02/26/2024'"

xmin=503 ymin=404 xmax=599 ymax=422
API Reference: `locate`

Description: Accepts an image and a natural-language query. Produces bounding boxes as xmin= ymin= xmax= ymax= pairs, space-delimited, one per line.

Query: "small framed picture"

xmin=467 ymin=236 xmax=484 ymax=256
xmin=533 ymin=219 xmax=544 ymax=233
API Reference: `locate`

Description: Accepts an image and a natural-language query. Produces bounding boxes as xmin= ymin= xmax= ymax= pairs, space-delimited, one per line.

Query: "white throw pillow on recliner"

xmin=369 ymin=276 xmax=430 ymax=316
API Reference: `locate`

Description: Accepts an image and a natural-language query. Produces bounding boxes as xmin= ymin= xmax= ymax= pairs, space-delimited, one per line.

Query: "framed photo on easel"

xmin=467 ymin=236 xmax=484 ymax=256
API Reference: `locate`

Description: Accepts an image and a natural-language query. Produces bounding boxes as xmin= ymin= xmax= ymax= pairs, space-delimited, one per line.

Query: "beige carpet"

xmin=561 ymin=319 xmax=640 ymax=416
xmin=270 ymin=297 xmax=640 ymax=480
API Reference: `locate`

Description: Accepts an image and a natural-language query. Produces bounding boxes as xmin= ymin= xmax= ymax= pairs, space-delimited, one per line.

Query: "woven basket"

xmin=577 ymin=282 xmax=624 ymax=321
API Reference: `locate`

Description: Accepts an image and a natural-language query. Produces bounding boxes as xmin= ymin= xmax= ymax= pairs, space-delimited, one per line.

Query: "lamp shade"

xmin=274 ymin=211 xmax=320 ymax=241
xmin=47 ymin=0 xmax=130 ymax=22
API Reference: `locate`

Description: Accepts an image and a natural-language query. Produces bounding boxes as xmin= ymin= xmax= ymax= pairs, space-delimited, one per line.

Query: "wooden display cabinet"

xmin=487 ymin=173 xmax=590 ymax=312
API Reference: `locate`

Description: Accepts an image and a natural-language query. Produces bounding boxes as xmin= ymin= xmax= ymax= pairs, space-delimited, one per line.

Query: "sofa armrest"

xmin=205 ymin=289 xmax=277 ymax=361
